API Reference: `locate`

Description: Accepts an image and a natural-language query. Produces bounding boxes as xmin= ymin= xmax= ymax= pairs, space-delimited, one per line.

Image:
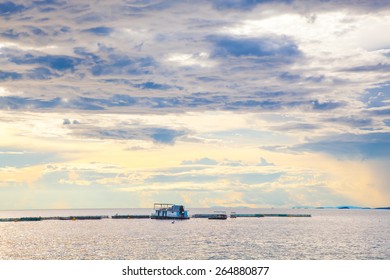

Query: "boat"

xmin=151 ymin=203 xmax=190 ymax=220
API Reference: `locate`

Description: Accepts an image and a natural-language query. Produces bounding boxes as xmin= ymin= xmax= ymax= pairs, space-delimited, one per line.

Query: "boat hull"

xmin=151 ymin=215 xmax=190 ymax=220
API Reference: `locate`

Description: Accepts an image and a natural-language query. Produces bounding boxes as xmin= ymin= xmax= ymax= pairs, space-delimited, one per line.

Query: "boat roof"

xmin=154 ymin=203 xmax=184 ymax=210
xmin=154 ymin=203 xmax=173 ymax=209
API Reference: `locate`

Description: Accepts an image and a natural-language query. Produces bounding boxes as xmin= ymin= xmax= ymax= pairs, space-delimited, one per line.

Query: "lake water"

xmin=0 ymin=208 xmax=389 ymax=260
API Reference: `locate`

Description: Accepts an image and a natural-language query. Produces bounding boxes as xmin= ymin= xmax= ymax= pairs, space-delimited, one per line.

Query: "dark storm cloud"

xmin=296 ymin=132 xmax=390 ymax=159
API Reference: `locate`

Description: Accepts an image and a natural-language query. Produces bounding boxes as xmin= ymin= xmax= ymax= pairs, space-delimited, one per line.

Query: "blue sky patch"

xmin=26 ymin=67 xmax=56 ymax=80
xmin=325 ymin=116 xmax=372 ymax=128
xmin=147 ymin=127 xmax=186 ymax=144
xmin=237 ymin=172 xmax=283 ymax=184
xmin=311 ymin=100 xmax=345 ymax=111
xmin=0 ymin=96 xmax=61 ymax=109
xmin=0 ymin=1 xmax=26 ymax=16
xmin=146 ymin=174 xmax=219 ymax=184
xmin=212 ymin=0 xmax=292 ymax=10
xmin=0 ymin=150 xmax=61 ymax=168
xmin=0 ymin=70 xmax=22 ymax=81
xmin=181 ymin=157 xmax=218 ymax=165
xmin=72 ymin=125 xmax=187 ymax=144
xmin=89 ymin=53 xmax=155 ymax=76
xmin=362 ymin=83 xmax=390 ymax=108
xmin=134 ymin=81 xmax=171 ymax=90
xmin=209 ymin=35 xmax=301 ymax=58
xmin=83 ymin=26 xmax=113 ymax=36
xmin=10 ymin=54 xmax=81 ymax=71
xmin=345 ymin=63 xmax=390 ymax=72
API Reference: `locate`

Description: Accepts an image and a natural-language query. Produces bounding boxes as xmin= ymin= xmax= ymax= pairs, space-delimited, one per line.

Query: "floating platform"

xmin=263 ymin=214 xmax=311 ymax=217
xmin=208 ymin=214 xmax=227 ymax=220
xmin=192 ymin=214 xmax=216 ymax=218
xmin=0 ymin=215 xmax=109 ymax=222
xmin=0 ymin=217 xmax=42 ymax=222
xmin=111 ymin=215 xmax=150 ymax=219
xmin=230 ymin=213 xmax=311 ymax=218
xmin=56 ymin=215 xmax=109 ymax=220
xmin=192 ymin=213 xmax=228 ymax=219
xmin=230 ymin=213 xmax=265 ymax=218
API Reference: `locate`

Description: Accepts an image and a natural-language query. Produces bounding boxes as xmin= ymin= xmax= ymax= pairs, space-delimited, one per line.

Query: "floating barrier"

xmin=263 ymin=214 xmax=311 ymax=217
xmin=47 ymin=215 xmax=109 ymax=220
xmin=208 ymin=214 xmax=228 ymax=220
xmin=192 ymin=214 xmax=216 ymax=218
xmin=0 ymin=216 xmax=109 ymax=222
xmin=111 ymin=215 xmax=150 ymax=219
xmin=61 ymin=215 xmax=108 ymax=220
xmin=192 ymin=213 xmax=228 ymax=219
xmin=230 ymin=213 xmax=311 ymax=218
xmin=0 ymin=217 xmax=42 ymax=222
xmin=230 ymin=213 xmax=265 ymax=218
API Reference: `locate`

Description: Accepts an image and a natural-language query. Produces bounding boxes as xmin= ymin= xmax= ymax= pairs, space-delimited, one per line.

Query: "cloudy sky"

xmin=1 ymin=0 xmax=389 ymax=209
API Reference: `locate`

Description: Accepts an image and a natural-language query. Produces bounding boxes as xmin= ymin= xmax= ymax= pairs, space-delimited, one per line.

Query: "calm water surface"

xmin=0 ymin=208 xmax=389 ymax=260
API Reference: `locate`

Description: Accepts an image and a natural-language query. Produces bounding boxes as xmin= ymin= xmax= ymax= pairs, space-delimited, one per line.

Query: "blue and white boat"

xmin=151 ymin=203 xmax=190 ymax=220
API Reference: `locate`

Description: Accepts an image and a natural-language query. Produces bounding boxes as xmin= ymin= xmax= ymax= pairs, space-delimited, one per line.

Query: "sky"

xmin=0 ymin=0 xmax=389 ymax=210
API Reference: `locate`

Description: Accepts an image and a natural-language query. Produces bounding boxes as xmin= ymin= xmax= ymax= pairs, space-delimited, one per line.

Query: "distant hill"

xmin=210 ymin=205 xmax=250 ymax=209
xmin=336 ymin=206 xmax=371 ymax=209
xmin=293 ymin=205 xmax=390 ymax=210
